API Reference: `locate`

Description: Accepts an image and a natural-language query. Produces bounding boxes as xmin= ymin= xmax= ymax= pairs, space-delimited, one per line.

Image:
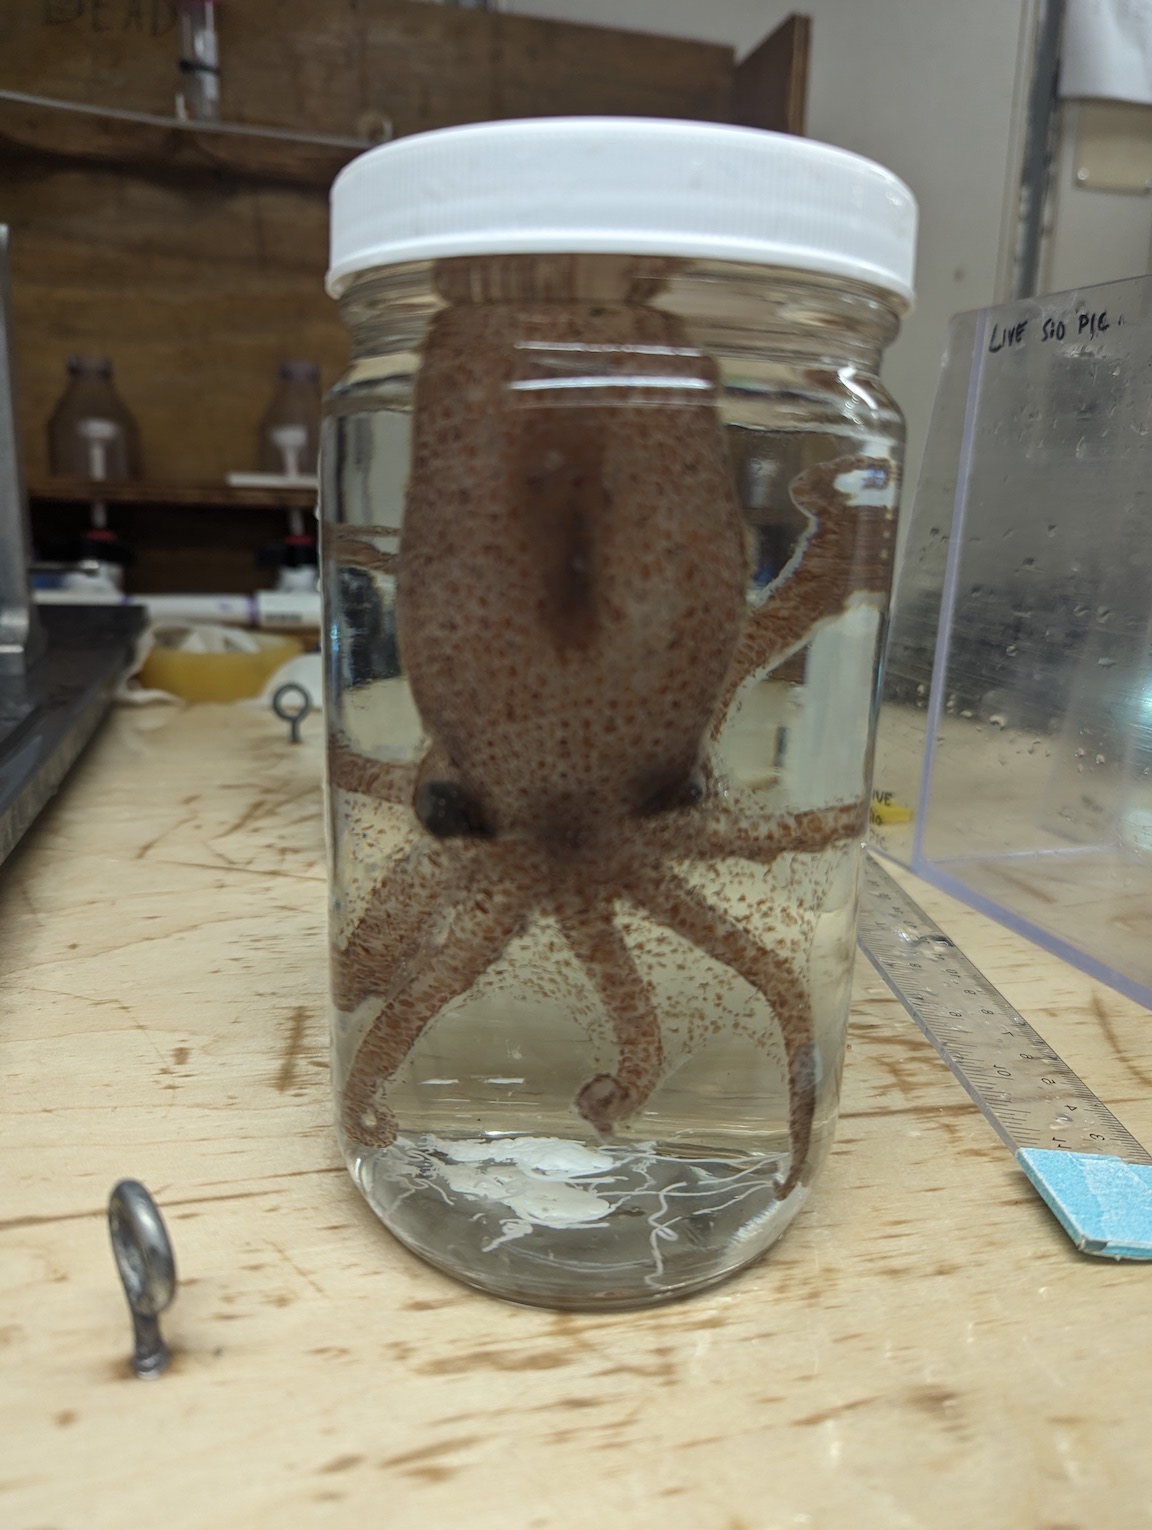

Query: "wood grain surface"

xmin=3 ymin=158 xmax=344 ymax=488
xmin=3 ymin=705 xmax=1152 ymax=1529
xmin=0 ymin=1 xmax=798 ymax=489
xmin=732 ymin=15 xmax=810 ymax=136
xmin=0 ymin=1 xmax=735 ymax=140
xmin=2 ymin=2 xmax=804 ymax=586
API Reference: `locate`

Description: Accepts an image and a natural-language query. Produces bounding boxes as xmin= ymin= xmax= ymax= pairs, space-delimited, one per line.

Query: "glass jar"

xmin=322 ymin=119 xmax=916 ymax=1309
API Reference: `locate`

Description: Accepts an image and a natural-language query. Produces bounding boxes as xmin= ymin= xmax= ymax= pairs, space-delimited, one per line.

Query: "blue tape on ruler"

xmin=1017 ymin=1149 xmax=1152 ymax=1260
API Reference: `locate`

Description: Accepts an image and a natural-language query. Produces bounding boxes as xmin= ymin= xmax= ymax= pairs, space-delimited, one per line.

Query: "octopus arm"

xmin=342 ymin=873 xmax=531 ymax=1147
xmin=623 ymin=864 xmax=817 ymax=1197
xmin=557 ymin=899 xmax=665 ymax=1132
xmin=715 ymin=454 xmax=897 ymax=727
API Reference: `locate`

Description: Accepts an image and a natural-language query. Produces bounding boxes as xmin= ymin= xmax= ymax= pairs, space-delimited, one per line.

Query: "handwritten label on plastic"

xmin=988 ymin=307 xmax=1123 ymax=355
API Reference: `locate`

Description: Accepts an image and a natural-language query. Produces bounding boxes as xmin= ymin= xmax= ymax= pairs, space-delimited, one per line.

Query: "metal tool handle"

xmin=108 ymin=1180 xmax=177 ymax=1378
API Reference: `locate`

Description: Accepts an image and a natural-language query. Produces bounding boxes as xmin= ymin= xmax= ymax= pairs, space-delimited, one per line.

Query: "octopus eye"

xmin=416 ymin=780 xmax=493 ymax=839
xmin=637 ymin=772 xmax=707 ymax=817
xmin=683 ymin=776 xmax=706 ymax=807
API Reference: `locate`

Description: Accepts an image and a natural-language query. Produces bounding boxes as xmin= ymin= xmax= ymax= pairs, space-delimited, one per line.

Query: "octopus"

xmin=327 ymin=258 xmax=896 ymax=1198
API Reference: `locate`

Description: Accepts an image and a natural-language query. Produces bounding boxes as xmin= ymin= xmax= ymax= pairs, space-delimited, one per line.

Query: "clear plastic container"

xmin=322 ymin=119 xmax=916 ymax=1308
xmin=258 ymin=361 xmax=321 ymax=478
xmin=874 ymin=274 xmax=1152 ymax=1008
xmin=46 ymin=356 xmax=141 ymax=481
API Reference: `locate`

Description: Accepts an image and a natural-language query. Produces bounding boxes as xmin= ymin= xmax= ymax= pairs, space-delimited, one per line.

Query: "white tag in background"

xmin=1061 ymin=0 xmax=1152 ymax=106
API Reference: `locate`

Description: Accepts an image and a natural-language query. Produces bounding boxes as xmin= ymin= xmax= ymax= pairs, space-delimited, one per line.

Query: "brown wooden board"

xmin=216 ymin=2 xmax=733 ymax=139
xmin=4 ymin=159 xmax=345 ymax=488
xmin=0 ymin=1 xmax=183 ymax=116
xmin=0 ymin=94 xmax=365 ymax=188
xmin=2 ymin=2 xmax=809 ymax=591
xmin=1 ymin=2 xmax=736 ymax=142
xmin=733 ymin=14 xmax=810 ymax=136
xmin=30 ymin=477 xmax=319 ymax=511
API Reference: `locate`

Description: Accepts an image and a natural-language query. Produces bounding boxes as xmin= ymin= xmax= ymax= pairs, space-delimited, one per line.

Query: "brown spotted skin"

xmin=397 ymin=300 xmax=748 ymax=847
xmin=328 ymin=282 xmax=895 ymax=1199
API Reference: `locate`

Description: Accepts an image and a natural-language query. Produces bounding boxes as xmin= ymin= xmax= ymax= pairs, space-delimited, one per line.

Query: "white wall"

xmin=1043 ymin=103 xmax=1152 ymax=294
xmin=504 ymin=0 xmax=1033 ymax=504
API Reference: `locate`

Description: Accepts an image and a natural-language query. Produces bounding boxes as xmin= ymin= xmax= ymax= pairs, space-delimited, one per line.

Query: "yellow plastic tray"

xmin=139 ymin=633 xmax=302 ymax=703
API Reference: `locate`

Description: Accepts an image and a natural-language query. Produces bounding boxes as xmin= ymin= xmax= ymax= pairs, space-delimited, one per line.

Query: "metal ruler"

xmin=857 ymin=852 xmax=1152 ymax=1260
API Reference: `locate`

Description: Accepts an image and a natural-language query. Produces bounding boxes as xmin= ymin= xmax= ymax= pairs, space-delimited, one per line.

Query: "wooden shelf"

xmin=6 ymin=2 xmax=807 ymax=575
xmin=0 ymin=7 xmax=809 ymax=189
xmin=0 ymin=90 xmax=369 ymax=188
xmin=29 ymin=478 xmax=317 ymax=512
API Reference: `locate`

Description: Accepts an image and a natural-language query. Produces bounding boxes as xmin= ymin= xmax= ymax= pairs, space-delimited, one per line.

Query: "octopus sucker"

xmin=327 ymin=264 xmax=893 ymax=1197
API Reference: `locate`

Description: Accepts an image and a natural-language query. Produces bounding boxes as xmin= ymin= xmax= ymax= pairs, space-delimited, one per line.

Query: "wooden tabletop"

xmin=4 ymin=704 xmax=1152 ymax=1530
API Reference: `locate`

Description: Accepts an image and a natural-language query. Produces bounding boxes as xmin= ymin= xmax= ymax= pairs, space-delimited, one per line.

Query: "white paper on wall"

xmin=1061 ymin=0 xmax=1152 ymax=105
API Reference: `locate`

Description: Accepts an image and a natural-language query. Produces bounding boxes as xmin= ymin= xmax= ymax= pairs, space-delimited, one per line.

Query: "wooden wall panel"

xmin=216 ymin=2 xmax=733 ymax=138
xmin=0 ymin=2 xmax=744 ymax=503
xmin=4 ymin=159 xmax=345 ymax=485
xmin=1 ymin=2 xmax=735 ymax=140
xmin=0 ymin=2 xmax=182 ymax=114
xmin=733 ymin=15 xmax=810 ymax=137
xmin=0 ymin=2 xmax=808 ymax=591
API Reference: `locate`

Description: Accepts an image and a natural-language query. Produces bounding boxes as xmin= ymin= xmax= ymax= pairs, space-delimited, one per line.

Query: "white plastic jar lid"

xmin=328 ymin=117 xmax=917 ymax=306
